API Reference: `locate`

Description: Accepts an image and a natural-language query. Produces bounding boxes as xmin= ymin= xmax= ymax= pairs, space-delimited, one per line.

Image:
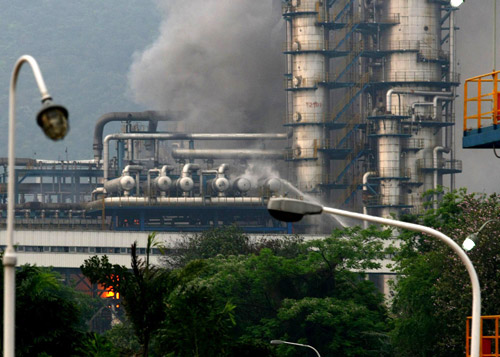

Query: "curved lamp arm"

xmin=5 ymin=55 xmax=68 ymax=357
xmin=267 ymin=197 xmax=481 ymax=357
xmin=271 ymin=340 xmax=321 ymax=357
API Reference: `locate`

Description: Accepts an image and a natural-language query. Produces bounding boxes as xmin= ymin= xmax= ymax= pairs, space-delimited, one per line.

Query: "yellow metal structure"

xmin=463 ymin=71 xmax=500 ymax=132
xmin=466 ymin=315 xmax=500 ymax=357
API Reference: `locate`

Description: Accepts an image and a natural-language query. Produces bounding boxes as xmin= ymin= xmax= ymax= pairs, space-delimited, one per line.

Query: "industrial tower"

xmin=283 ymin=0 xmax=462 ymax=217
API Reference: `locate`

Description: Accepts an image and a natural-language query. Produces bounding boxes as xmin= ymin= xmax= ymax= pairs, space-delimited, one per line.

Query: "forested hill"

xmin=0 ymin=0 xmax=160 ymax=159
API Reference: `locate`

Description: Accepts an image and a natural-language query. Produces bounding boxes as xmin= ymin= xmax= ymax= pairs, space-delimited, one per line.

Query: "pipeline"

xmin=172 ymin=148 xmax=284 ymax=160
xmin=93 ymin=111 xmax=180 ymax=161
xmin=433 ymin=146 xmax=450 ymax=209
xmin=103 ymin=133 xmax=288 ymax=179
xmin=84 ymin=196 xmax=265 ymax=210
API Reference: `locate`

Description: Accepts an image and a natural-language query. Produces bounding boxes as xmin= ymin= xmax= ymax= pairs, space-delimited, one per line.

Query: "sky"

xmin=454 ymin=1 xmax=500 ymax=193
xmin=0 ymin=0 xmax=498 ymax=194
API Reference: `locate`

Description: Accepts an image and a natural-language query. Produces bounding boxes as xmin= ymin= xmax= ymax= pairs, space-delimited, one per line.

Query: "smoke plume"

xmin=128 ymin=0 xmax=285 ymax=134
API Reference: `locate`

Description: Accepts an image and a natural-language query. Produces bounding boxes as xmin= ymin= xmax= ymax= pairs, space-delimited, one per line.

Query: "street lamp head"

xmin=462 ymin=233 xmax=478 ymax=252
xmin=270 ymin=340 xmax=284 ymax=345
xmin=450 ymin=0 xmax=464 ymax=7
xmin=36 ymin=99 xmax=69 ymax=141
xmin=267 ymin=197 xmax=323 ymax=222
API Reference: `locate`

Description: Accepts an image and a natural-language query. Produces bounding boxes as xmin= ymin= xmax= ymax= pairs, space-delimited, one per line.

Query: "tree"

xmin=181 ymin=226 xmax=394 ymax=356
xmin=391 ymin=189 xmax=500 ymax=356
xmin=0 ymin=264 xmax=91 ymax=356
xmin=81 ymin=233 xmax=173 ymax=356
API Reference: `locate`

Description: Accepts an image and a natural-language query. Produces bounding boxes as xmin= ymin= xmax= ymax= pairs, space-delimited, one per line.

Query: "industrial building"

xmin=0 ymin=0 xmax=462 ymax=309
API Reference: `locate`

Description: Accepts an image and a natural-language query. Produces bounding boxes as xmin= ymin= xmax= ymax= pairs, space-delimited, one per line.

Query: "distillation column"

xmin=370 ymin=0 xmax=459 ymax=215
xmin=283 ymin=1 xmax=329 ymax=198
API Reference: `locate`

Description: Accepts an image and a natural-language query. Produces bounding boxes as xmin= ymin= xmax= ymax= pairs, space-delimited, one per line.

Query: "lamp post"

xmin=462 ymin=219 xmax=499 ymax=251
xmin=270 ymin=340 xmax=321 ymax=357
xmin=267 ymin=197 xmax=481 ymax=357
xmin=4 ymin=55 xmax=69 ymax=357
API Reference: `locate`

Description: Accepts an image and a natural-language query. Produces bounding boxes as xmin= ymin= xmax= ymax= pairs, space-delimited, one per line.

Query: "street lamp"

xmin=4 ymin=55 xmax=69 ymax=357
xmin=270 ymin=340 xmax=321 ymax=357
xmin=450 ymin=0 xmax=464 ymax=7
xmin=267 ymin=197 xmax=482 ymax=357
xmin=462 ymin=219 xmax=499 ymax=251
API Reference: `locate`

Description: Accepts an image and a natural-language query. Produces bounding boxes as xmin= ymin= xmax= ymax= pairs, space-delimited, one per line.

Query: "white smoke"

xmin=128 ymin=0 xmax=285 ymax=134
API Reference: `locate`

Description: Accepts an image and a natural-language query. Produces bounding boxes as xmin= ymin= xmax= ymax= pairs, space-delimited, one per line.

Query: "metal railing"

xmin=377 ymin=167 xmax=411 ymax=178
xmin=463 ymin=70 xmax=500 ymax=131
xmin=282 ymin=40 xmax=328 ymax=52
xmin=403 ymin=138 xmax=425 ymax=151
xmin=285 ymin=146 xmax=318 ymax=160
xmin=466 ymin=315 xmax=500 ymax=357
xmin=282 ymin=0 xmax=321 ymax=14
xmin=383 ymin=71 xmax=459 ymax=83
xmin=416 ymin=159 xmax=463 ymax=172
xmin=364 ymin=195 xmax=409 ymax=207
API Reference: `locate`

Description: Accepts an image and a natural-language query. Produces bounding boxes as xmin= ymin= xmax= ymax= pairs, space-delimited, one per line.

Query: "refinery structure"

xmin=0 ymin=0 xmax=463 ymax=300
xmin=283 ymin=0 xmax=461 ymax=217
xmin=1 ymin=0 xmax=462 ymax=232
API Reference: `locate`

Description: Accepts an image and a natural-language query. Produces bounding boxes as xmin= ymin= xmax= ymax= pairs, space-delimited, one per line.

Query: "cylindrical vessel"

xmin=209 ymin=177 xmax=230 ymax=193
xmin=371 ymin=0 xmax=452 ymax=214
xmin=154 ymin=176 xmax=172 ymax=192
xmin=175 ymin=177 xmax=194 ymax=192
xmin=285 ymin=1 xmax=329 ymax=196
xmin=263 ymin=177 xmax=282 ymax=194
xmin=232 ymin=177 xmax=252 ymax=193
xmin=104 ymin=175 xmax=135 ymax=194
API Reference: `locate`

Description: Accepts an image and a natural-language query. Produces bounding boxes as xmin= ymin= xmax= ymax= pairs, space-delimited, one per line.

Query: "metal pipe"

xmin=217 ymin=163 xmax=229 ymax=175
xmin=449 ymin=7 xmax=457 ymax=191
xmin=122 ymin=165 xmax=143 ymax=176
xmin=172 ymin=148 xmax=284 ymax=160
xmin=433 ymin=146 xmax=450 ymax=209
xmin=93 ymin=111 xmax=180 ymax=161
xmin=432 ymin=96 xmax=454 ymax=119
xmin=181 ymin=163 xmax=200 ymax=177
xmin=161 ymin=165 xmax=173 ymax=177
xmin=85 ymin=196 xmax=265 ymax=209
xmin=362 ymin=171 xmax=377 ymax=228
xmin=386 ymin=89 xmax=453 ymax=113
xmin=146 ymin=169 xmax=160 ymax=196
xmin=103 ymin=133 xmax=288 ymax=180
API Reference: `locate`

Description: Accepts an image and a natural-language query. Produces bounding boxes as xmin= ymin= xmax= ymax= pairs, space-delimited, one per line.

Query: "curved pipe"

xmin=103 ymin=133 xmax=288 ymax=180
xmin=172 ymin=149 xmax=284 ymax=160
xmin=182 ymin=163 xmax=200 ymax=177
xmin=386 ymin=89 xmax=453 ymax=113
xmin=433 ymin=146 xmax=450 ymax=209
xmin=93 ymin=111 xmax=180 ymax=161
xmin=433 ymin=96 xmax=454 ymax=119
xmin=160 ymin=165 xmax=173 ymax=176
xmin=217 ymin=164 xmax=229 ymax=175
xmin=362 ymin=171 xmax=377 ymax=228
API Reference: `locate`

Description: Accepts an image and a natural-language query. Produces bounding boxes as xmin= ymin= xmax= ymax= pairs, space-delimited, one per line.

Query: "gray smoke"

xmin=128 ymin=0 xmax=285 ymax=134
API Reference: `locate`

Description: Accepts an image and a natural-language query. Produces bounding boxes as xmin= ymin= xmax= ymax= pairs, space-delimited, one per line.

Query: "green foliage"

xmin=104 ymin=321 xmax=141 ymax=356
xmin=77 ymin=332 xmax=119 ymax=357
xmin=170 ymin=225 xmax=254 ymax=267
xmin=81 ymin=233 xmax=173 ymax=356
xmin=392 ymin=189 xmax=500 ymax=356
xmin=0 ymin=264 xmax=92 ymax=356
xmin=81 ymin=226 xmax=394 ymax=356
xmin=183 ymin=226 xmax=394 ymax=356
